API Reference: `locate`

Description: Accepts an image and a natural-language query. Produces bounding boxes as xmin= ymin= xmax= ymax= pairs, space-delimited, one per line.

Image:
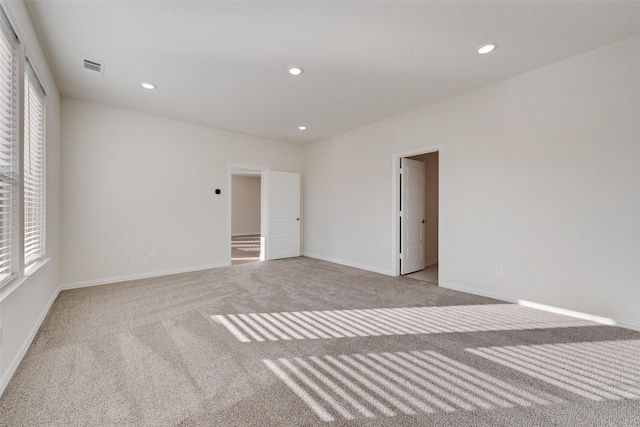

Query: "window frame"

xmin=0 ymin=3 xmax=48 ymax=294
xmin=23 ymin=60 xmax=46 ymax=268
xmin=0 ymin=4 xmax=20 ymax=288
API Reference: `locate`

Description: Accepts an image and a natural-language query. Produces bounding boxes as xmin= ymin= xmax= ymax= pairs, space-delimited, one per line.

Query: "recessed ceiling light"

xmin=141 ymin=82 xmax=156 ymax=89
xmin=477 ymin=43 xmax=497 ymax=55
xmin=288 ymin=66 xmax=303 ymax=76
xmin=298 ymin=126 xmax=307 ymax=131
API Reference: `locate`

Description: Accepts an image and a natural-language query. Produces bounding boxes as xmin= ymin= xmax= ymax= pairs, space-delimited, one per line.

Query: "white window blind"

xmin=24 ymin=61 xmax=45 ymax=267
xmin=0 ymin=8 xmax=19 ymax=286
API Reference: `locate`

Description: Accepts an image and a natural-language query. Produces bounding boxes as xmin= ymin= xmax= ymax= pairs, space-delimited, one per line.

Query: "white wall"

xmin=231 ymin=175 xmax=261 ymax=236
xmin=304 ymin=35 xmax=640 ymax=328
xmin=60 ymin=98 xmax=303 ymax=285
xmin=0 ymin=0 xmax=61 ymax=392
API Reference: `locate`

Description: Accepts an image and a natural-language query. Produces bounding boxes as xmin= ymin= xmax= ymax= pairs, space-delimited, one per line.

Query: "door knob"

xmin=422 ymin=219 xmax=426 ymax=223
xmin=296 ymin=218 xmax=300 ymax=221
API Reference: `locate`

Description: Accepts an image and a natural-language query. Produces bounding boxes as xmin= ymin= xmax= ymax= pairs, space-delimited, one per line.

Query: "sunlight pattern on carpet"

xmin=212 ymin=304 xmax=596 ymax=343
xmin=263 ymin=350 xmax=562 ymax=422
xmin=231 ymin=242 xmax=261 ymax=252
xmin=469 ymin=339 xmax=640 ymax=401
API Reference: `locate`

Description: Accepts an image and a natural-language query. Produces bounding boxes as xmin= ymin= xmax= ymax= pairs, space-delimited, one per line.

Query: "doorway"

xmin=229 ymin=166 xmax=302 ymax=265
xmin=392 ymin=147 xmax=440 ymax=283
xmin=231 ymin=168 xmax=262 ymax=265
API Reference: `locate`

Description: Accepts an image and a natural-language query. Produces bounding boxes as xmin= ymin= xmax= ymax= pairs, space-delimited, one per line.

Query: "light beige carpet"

xmin=1 ymin=257 xmax=639 ymax=426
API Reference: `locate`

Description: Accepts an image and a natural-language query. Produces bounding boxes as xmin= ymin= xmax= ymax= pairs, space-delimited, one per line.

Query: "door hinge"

xmin=399 ymin=253 xmax=403 ymax=260
xmin=399 ymin=211 xmax=403 ymax=217
xmin=399 ymin=167 xmax=403 ymax=174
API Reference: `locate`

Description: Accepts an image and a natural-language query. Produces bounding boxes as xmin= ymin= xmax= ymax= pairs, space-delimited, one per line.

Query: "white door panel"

xmin=406 ymin=204 xmax=422 ymax=220
xmin=274 ymin=206 xmax=295 ymax=217
xmin=273 ymin=222 xmax=296 ymax=234
xmin=400 ymin=158 xmax=425 ymax=274
xmin=266 ymin=171 xmax=301 ymax=260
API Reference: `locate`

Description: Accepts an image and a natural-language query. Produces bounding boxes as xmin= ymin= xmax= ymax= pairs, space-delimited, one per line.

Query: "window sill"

xmin=0 ymin=258 xmax=51 ymax=305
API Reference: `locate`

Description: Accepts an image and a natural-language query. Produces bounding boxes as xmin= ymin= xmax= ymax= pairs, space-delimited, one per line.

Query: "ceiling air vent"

xmin=83 ymin=59 xmax=103 ymax=75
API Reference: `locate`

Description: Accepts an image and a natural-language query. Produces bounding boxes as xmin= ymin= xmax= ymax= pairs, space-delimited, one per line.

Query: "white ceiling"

xmin=25 ymin=1 xmax=640 ymax=145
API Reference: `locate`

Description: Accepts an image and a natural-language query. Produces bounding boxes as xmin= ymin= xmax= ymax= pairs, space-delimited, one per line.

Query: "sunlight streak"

xmin=263 ymin=350 xmax=559 ymax=421
xmin=469 ymin=340 xmax=640 ymax=401
xmin=215 ymin=304 xmax=596 ymax=342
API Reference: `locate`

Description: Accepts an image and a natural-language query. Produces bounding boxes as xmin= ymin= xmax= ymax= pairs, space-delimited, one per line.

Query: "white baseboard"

xmin=441 ymin=281 xmax=640 ymax=332
xmin=615 ymin=319 xmax=640 ymax=332
xmin=303 ymin=252 xmax=394 ymax=276
xmin=425 ymin=258 xmax=438 ymax=267
xmin=440 ymin=281 xmax=516 ymax=303
xmin=60 ymin=262 xmax=230 ymax=291
xmin=232 ymin=232 xmax=260 ymax=237
xmin=1 ymin=286 xmax=60 ymax=397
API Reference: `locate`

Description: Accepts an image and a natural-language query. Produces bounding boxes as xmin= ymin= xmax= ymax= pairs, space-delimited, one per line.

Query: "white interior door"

xmin=400 ymin=158 xmax=425 ymax=274
xmin=265 ymin=170 xmax=301 ymax=260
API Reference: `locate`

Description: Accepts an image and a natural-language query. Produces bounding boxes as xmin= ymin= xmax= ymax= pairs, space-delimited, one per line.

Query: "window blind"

xmin=24 ymin=61 xmax=45 ymax=267
xmin=0 ymin=8 xmax=19 ymax=286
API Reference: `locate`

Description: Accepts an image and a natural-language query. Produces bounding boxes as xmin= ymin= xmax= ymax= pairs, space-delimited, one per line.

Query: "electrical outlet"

xmin=496 ymin=266 xmax=504 ymax=276
xmin=125 ymin=254 xmax=132 ymax=263
xmin=148 ymin=251 xmax=155 ymax=260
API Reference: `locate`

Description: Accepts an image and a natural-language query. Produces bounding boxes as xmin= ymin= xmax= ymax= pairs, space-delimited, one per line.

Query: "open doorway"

xmin=229 ymin=166 xmax=302 ymax=265
xmin=231 ymin=170 xmax=262 ymax=265
xmin=392 ymin=147 xmax=440 ymax=284
xmin=404 ymin=152 xmax=438 ymax=283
